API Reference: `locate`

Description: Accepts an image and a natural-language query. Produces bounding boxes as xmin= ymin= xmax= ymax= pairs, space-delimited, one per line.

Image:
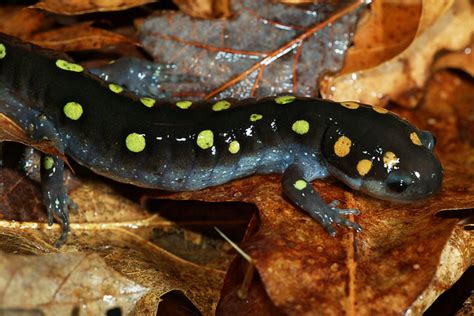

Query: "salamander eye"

xmin=419 ymin=130 xmax=436 ymax=151
xmin=387 ymin=172 xmax=412 ymax=193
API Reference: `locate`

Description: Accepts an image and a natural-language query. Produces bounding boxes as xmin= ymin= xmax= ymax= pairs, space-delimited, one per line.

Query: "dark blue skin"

xmin=0 ymin=34 xmax=443 ymax=246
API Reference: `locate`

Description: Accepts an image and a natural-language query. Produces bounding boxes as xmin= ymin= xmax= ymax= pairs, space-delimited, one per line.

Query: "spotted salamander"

xmin=0 ymin=33 xmax=443 ymax=246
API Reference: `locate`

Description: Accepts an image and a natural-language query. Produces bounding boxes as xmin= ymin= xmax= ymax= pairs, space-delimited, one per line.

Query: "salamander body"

xmin=0 ymin=34 xmax=443 ymax=245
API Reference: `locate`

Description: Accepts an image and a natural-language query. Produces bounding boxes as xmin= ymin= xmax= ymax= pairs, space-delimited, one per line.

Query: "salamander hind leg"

xmin=282 ymin=164 xmax=362 ymax=236
xmin=40 ymin=154 xmax=76 ymax=247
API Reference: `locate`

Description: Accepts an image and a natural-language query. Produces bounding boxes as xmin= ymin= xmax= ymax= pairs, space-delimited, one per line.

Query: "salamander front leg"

xmin=282 ymin=164 xmax=362 ymax=236
xmin=40 ymin=155 xmax=76 ymax=247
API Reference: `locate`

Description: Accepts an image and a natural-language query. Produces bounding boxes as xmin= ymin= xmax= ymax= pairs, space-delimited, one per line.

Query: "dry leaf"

xmin=0 ymin=252 xmax=149 ymax=315
xmin=320 ymin=0 xmax=473 ymax=107
xmin=157 ymin=165 xmax=472 ymax=314
xmin=30 ymin=23 xmax=137 ymax=51
xmin=339 ymin=0 xmax=422 ymax=74
xmin=0 ymin=6 xmax=51 ymax=38
xmin=0 ymin=168 xmax=46 ymax=224
xmin=456 ymin=293 xmax=474 ymax=316
xmin=0 ymin=114 xmax=65 ymax=160
xmin=174 ymin=0 xmax=231 ymax=19
xmin=33 ymin=0 xmax=158 ymax=15
xmin=0 ymin=180 xmax=229 ymax=314
xmin=433 ymin=44 xmax=474 ymax=77
xmin=406 ymin=227 xmax=472 ymax=314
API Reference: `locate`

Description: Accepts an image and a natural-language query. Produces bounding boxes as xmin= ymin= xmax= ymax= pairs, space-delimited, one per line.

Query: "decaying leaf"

xmin=433 ymin=43 xmax=474 ymax=77
xmin=30 ymin=22 xmax=137 ymax=51
xmin=0 ymin=6 xmax=51 ymax=38
xmin=0 ymin=114 xmax=64 ymax=160
xmin=338 ymin=0 xmax=422 ymax=74
xmin=457 ymin=293 xmax=474 ymax=316
xmin=139 ymin=0 xmax=364 ymax=99
xmin=320 ymin=0 xmax=473 ymax=107
xmin=0 ymin=179 xmax=230 ymax=314
xmin=174 ymin=0 xmax=231 ymax=19
xmin=156 ymin=162 xmax=472 ymax=314
xmin=0 ymin=168 xmax=46 ymax=224
xmin=32 ymin=0 xmax=158 ymax=15
xmin=0 ymin=252 xmax=149 ymax=315
xmin=407 ymin=227 xmax=472 ymax=314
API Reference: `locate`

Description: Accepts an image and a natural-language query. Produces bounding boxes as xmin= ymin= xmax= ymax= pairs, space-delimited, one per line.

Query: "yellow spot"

xmin=275 ymin=95 xmax=296 ymax=104
xmin=176 ymin=100 xmax=192 ymax=109
xmin=293 ymin=180 xmax=307 ymax=190
xmin=212 ymin=100 xmax=231 ymax=111
xmin=292 ymin=120 xmax=310 ymax=135
xmin=383 ymin=151 xmax=399 ymax=169
xmin=197 ymin=130 xmax=214 ymax=149
xmin=140 ymin=97 xmax=155 ymax=108
xmin=109 ymin=83 xmax=123 ymax=94
xmin=372 ymin=105 xmax=388 ymax=114
xmin=250 ymin=113 xmax=263 ymax=122
xmin=228 ymin=140 xmax=240 ymax=154
xmin=125 ymin=133 xmax=146 ymax=153
xmin=0 ymin=43 xmax=6 ymax=59
xmin=340 ymin=101 xmax=359 ymax=109
xmin=55 ymin=59 xmax=83 ymax=72
xmin=410 ymin=132 xmax=422 ymax=146
xmin=357 ymin=159 xmax=372 ymax=176
xmin=43 ymin=156 xmax=54 ymax=170
xmin=63 ymin=102 xmax=83 ymax=120
xmin=334 ymin=136 xmax=352 ymax=157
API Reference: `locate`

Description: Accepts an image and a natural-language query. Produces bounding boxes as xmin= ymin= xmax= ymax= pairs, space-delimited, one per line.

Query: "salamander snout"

xmin=386 ymin=158 xmax=443 ymax=198
xmin=363 ymin=150 xmax=443 ymax=203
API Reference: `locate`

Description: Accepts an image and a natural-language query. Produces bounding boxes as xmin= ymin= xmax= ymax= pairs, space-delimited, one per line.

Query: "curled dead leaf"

xmin=338 ymin=0 xmax=422 ymax=74
xmin=0 ymin=252 xmax=149 ymax=314
xmin=30 ymin=23 xmax=137 ymax=51
xmin=320 ymin=0 xmax=473 ymax=108
xmin=407 ymin=227 xmax=473 ymax=315
xmin=0 ymin=114 xmax=64 ymax=160
xmin=0 ymin=180 xmax=229 ymax=314
xmin=433 ymin=44 xmax=474 ymax=77
xmin=174 ymin=0 xmax=231 ymax=19
xmin=0 ymin=7 xmax=51 ymax=39
xmin=32 ymin=0 xmax=158 ymax=15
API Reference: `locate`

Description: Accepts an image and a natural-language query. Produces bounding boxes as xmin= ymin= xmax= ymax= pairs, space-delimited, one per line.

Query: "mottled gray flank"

xmin=138 ymin=0 xmax=364 ymax=100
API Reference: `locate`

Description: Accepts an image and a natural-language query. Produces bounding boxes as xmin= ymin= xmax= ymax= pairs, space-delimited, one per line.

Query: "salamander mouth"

xmin=359 ymin=177 xmax=442 ymax=203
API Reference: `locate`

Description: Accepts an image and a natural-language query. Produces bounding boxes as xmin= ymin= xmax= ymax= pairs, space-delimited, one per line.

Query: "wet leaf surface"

xmin=138 ymin=0 xmax=364 ymax=99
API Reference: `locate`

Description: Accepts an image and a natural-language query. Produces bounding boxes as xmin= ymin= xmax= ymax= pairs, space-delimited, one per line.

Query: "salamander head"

xmin=358 ymin=144 xmax=443 ymax=202
xmin=321 ymin=111 xmax=443 ymax=203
